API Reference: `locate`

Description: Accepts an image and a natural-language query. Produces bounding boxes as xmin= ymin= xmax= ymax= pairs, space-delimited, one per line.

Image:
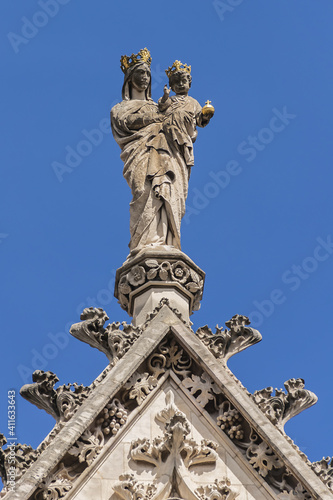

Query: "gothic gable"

xmin=1 ymin=304 xmax=332 ymax=500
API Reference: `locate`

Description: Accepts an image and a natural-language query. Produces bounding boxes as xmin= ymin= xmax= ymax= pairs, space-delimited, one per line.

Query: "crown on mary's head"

xmin=120 ymin=48 xmax=152 ymax=74
xmin=165 ymin=60 xmax=191 ymax=78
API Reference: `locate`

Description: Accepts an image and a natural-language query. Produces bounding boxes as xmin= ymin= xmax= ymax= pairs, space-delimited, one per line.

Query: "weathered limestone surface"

xmin=111 ymin=49 xmax=214 ymax=254
xmin=2 ymin=306 xmax=331 ymax=500
xmin=67 ymin=385 xmax=277 ymax=500
xmin=114 ymin=247 xmax=205 ymax=323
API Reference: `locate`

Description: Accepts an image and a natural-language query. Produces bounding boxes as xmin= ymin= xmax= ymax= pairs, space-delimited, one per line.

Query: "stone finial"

xmin=70 ymin=307 xmax=141 ymax=363
xmin=253 ymin=378 xmax=318 ymax=431
xmin=196 ymin=314 xmax=262 ymax=363
xmin=20 ymin=370 xmax=90 ymax=422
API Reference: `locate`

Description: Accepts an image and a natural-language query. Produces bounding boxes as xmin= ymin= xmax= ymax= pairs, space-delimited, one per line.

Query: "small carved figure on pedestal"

xmin=159 ymin=60 xmax=214 ymax=169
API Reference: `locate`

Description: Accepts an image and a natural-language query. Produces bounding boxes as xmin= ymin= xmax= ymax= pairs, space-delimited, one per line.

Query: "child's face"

xmin=170 ymin=72 xmax=190 ymax=95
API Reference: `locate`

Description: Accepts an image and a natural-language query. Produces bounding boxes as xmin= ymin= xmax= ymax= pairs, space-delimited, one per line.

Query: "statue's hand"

xmin=163 ymin=84 xmax=171 ymax=97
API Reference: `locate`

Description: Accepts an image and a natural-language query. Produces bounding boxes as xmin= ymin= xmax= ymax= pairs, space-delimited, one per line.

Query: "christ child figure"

xmin=158 ymin=60 xmax=214 ymax=167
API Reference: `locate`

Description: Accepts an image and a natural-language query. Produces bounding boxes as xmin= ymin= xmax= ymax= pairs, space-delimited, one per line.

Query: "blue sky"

xmin=1 ymin=0 xmax=333 ymax=484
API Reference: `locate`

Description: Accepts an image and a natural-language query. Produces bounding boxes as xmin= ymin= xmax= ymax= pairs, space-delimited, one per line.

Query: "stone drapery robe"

xmin=159 ymin=94 xmax=207 ymax=167
xmin=111 ymin=99 xmax=190 ymax=252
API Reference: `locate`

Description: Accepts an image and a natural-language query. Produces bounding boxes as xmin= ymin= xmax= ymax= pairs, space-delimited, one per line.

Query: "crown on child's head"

xmin=120 ymin=48 xmax=152 ymax=74
xmin=165 ymin=60 xmax=191 ymax=78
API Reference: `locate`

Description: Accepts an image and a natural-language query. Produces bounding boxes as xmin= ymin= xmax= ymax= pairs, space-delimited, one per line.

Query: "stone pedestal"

xmin=114 ymin=247 xmax=205 ymax=326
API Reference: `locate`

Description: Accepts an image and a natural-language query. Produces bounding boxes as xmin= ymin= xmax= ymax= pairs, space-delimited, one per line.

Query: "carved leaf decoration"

xmin=145 ymin=259 xmax=159 ymax=268
xmin=113 ymin=474 xmax=157 ymax=500
xmin=278 ymin=482 xmax=312 ymax=500
xmin=35 ymin=479 xmax=72 ymax=500
xmin=182 ymin=438 xmax=218 ymax=468
xmin=20 ymin=370 xmax=60 ymax=421
xmin=253 ymin=378 xmax=317 ymax=431
xmin=186 ymin=282 xmax=200 ymax=292
xmin=68 ymin=428 xmax=104 ymax=466
xmin=118 ymin=277 xmax=131 ymax=295
xmin=34 ymin=462 xmax=80 ymax=500
xmin=159 ymin=268 xmax=169 ymax=280
xmin=147 ymin=268 xmax=158 ymax=280
xmin=182 ymin=372 xmax=218 ymax=407
xmin=196 ymin=478 xmax=239 ymax=500
xmin=311 ymin=456 xmax=333 ymax=492
xmin=119 ymin=292 xmax=129 ymax=309
xmin=247 ymin=442 xmax=283 ymax=477
xmin=190 ymin=268 xmax=200 ymax=283
xmin=195 ymin=315 xmax=262 ymax=362
xmin=125 ymin=372 xmax=158 ymax=405
xmin=130 ymin=437 xmax=165 ymax=467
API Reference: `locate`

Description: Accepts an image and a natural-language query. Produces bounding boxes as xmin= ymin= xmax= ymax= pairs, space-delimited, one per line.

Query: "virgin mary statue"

xmin=110 ymin=48 xmax=190 ymax=255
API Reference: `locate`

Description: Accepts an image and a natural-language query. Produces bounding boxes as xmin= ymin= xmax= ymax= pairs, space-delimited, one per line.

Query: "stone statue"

xmin=110 ymin=49 xmax=214 ymax=256
xmin=159 ymin=60 xmax=213 ymax=167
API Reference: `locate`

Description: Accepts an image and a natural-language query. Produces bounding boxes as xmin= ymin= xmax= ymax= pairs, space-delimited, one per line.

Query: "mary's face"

xmin=130 ymin=64 xmax=151 ymax=92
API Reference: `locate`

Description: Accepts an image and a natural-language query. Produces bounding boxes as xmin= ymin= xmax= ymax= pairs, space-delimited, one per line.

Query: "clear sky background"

xmin=1 ymin=0 xmax=333 ymax=486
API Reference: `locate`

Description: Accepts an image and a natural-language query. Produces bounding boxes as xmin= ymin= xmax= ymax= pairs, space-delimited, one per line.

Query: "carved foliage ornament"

xmin=216 ymin=402 xmax=313 ymax=498
xmin=114 ymin=474 xmax=157 ymax=500
xmin=182 ymin=372 xmax=220 ymax=408
xmin=311 ymin=456 xmax=333 ymax=492
xmin=0 ymin=433 xmax=39 ymax=494
xmin=253 ymin=378 xmax=318 ymax=431
xmin=113 ymin=392 xmax=226 ymax=500
xmin=117 ymin=258 xmax=204 ymax=312
xmin=20 ymin=370 xmax=90 ymax=423
xmin=196 ymin=314 xmax=262 ymax=363
xmin=34 ymin=462 xmax=81 ymax=500
xmin=196 ymin=479 xmax=239 ymax=500
xmin=32 ymin=399 xmax=128 ymax=499
xmin=70 ymin=307 xmax=141 ymax=363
